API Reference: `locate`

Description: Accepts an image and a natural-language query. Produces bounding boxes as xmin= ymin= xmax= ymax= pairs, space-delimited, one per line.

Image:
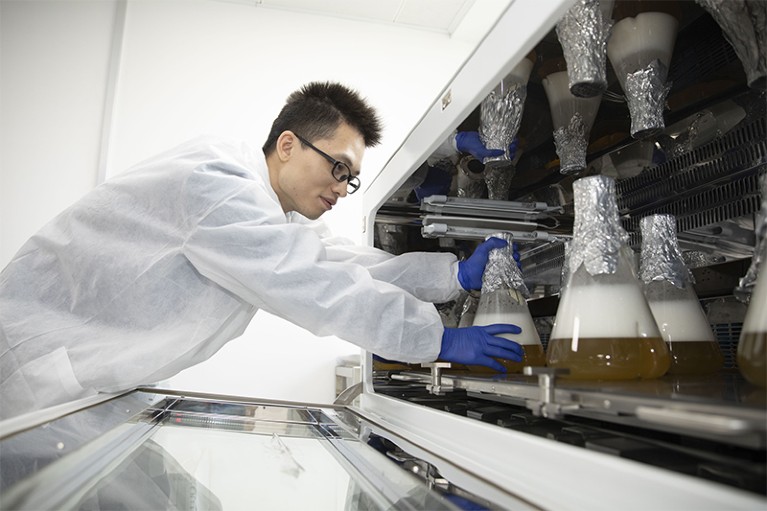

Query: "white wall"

xmin=0 ymin=0 xmax=494 ymax=404
xmin=0 ymin=0 xmax=118 ymax=261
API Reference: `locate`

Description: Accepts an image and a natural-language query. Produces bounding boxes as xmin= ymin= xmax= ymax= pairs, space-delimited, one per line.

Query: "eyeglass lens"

xmin=332 ymin=163 xmax=360 ymax=193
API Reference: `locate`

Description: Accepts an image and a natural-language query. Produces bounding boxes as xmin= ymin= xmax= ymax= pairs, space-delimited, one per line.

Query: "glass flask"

xmin=438 ymin=292 xmax=478 ymax=373
xmin=470 ymin=232 xmax=544 ymax=373
xmin=458 ymin=292 xmax=479 ymax=328
xmin=737 ymin=178 xmax=767 ymax=387
xmin=639 ymin=214 xmax=723 ymax=375
xmin=547 ymin=175 xmax=670 ymax=380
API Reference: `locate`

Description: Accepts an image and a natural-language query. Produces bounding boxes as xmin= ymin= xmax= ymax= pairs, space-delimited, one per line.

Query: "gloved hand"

xmin=455 ymin=132 xmax=519 ymax=161
xmin=439 ymin=324 xmax=523 ymax=372
xmin=414 ymin=166 xmax=452 ymax=201
xmin=458 ymin=237 xmax=508 ymax=291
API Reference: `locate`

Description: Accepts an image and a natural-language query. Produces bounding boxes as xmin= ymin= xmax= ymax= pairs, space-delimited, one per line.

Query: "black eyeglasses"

xmin=294 ymin=134 xmax=361 ymax=194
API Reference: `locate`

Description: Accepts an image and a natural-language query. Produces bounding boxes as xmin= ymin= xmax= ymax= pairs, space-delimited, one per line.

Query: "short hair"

xmin=262 ymin=81 xmax=382 ymax=155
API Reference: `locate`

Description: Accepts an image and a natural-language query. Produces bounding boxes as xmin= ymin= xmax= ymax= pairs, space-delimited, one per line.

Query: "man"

xmin=0 ymin=81 xmax=522 ymax=419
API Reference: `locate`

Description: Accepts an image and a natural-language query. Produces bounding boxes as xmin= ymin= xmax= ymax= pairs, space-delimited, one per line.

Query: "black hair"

xmin=262 ymin=81 xmax=382 ymax=155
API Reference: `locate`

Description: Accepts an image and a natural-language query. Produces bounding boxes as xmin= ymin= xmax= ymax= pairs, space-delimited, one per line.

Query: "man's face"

xmin=274 ymin=123 xmax=365 ymax=220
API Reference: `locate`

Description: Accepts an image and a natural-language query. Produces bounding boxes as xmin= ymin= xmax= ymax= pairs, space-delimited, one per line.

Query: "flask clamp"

xmin=421 ymin=362 xmax=454 ymax=395
xmin=523 ymin=366 xmax=579 ymax=419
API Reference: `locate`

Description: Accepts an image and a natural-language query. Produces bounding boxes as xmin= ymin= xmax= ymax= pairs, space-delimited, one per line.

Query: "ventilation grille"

xmin=617 ymin=118 xmax=766 ymax=205
xmin=618 ymin=118 xmax=766 ymax=242
xmin=667 ymin=12 xmax=741 ymax=91
xmin=521 ymin=241 xmax=565 ymax=283
xmin=712 ymin=322 xmax=743 ymax=369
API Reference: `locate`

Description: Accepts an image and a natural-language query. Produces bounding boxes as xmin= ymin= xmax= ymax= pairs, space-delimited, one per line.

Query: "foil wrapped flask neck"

xmin=484 ymin=163 xmax=515 ymax=201
xmin=479 ymin=56 xmax=533 ymax=170
xmin=639 ymin=214 xmax=692 ymax=289
xmin=569 ymin=175 xmax=629 ymax=277
xmin=695 ymin=0 xmax=767 ymax=90
xmin=552 ymin=113 xmax=588 ymax=175
xmin=556 ymin=0 xmax=614 ymax=97
xmin=479 ymin=83 xmax=527 ymax=168
xmin=625 ymin=59 xmax=672 ymax=139
xmin=481 ymin=232 xmax=528 ymax=296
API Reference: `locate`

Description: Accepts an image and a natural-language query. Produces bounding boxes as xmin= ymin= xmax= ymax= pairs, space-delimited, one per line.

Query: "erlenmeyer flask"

xmin=607 ymin=9 xmax=678 ymax=138
xmin=542 ymin=69 xmax=603 ymax=175
xmin=547 ymin=175 xmax=670 ymax=380
xmin=471 ymin=233 xmax=544 ymax=373
xmin=737 ymin=243 xmax=766 ymax=387
xmin=556 ymin=0 xmax=615 ymax=97
xmin=639 ymin=214 xmax=723 ymax=375
xmin=737 ymin=177 xmax=767 ymax=387
xmin=458 ymin=292 xmax=479 ymax=328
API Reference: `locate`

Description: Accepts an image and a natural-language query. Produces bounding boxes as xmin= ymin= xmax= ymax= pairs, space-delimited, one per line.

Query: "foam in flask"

xmin=547 ymin=175 xmax=670 ymax=380
xmin=471 ymin=233 xmax=544 ymax=373
xmin=737 ymin=178 xmax=767 ymax=387
xmin=639 ymin=214 xmax=723 ymax=375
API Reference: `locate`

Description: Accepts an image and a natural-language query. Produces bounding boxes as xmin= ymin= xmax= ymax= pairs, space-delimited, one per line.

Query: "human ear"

xmin=276 ymin=131 xmax=297 ymax=163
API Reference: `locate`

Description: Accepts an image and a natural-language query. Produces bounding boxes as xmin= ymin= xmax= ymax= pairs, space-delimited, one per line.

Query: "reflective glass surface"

xmin=0 ymin=392 xmax=460 ymax=510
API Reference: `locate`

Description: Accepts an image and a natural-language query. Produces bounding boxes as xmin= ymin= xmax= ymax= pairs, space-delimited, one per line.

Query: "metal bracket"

xmin=421 ymin=362 xmax=454 ymax=395
xmin=523 ymin=366 xmax=579 ymax=419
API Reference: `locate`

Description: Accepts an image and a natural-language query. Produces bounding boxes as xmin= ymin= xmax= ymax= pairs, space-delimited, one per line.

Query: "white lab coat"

xmin=0 ymin=137 xmax=461 ymax=419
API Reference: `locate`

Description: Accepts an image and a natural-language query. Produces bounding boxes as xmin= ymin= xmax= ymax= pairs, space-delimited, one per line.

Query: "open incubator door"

xmin=355 ymin=0 xmax=767 ymax=509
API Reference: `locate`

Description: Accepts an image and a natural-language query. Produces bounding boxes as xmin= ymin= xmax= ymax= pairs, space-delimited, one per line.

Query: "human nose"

xmin=331 ymin=179 xmax=348 ymax=198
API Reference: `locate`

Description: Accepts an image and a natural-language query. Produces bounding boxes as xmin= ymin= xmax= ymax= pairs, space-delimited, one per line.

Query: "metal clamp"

xmin=421 ymin=362 xmax=453 ymax=395
xmin=523 ymin=366 xmax=578 ymax=419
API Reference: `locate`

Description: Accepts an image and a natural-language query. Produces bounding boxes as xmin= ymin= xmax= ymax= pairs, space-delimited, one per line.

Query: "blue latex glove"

xmin=439 ymin=324 xmax=523 ymax=372
xmin=455 ymin=132 xmax=518 ymax=161
xmin=512 ymin=241 xmax=521 ymax=269
xmin=414 ymin=166 xmax=452 ymax=201
xmin=458 ymin=237 xmax=508 ymax=291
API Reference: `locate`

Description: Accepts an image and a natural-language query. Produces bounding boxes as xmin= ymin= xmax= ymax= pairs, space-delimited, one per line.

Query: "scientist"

xmin=0 ymin=81 xmax=523 ymax=420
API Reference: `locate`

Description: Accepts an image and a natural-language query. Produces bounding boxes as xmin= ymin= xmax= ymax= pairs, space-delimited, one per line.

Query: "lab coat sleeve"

xmin=181 ymin=181 xmax=444 ymax=363
xmin=292 ymin=217 xmax=463 ymax=304
xmin=324 ymin=244 xmax=462 ymax=304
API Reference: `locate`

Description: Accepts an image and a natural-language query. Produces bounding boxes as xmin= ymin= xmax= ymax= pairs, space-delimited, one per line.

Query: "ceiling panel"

xmin=260 ymin=0 xmax=402 ymax=23
xmin=210 ymin=0 xmax=477 ymax=33
xmin=395 ymin=0 xmax=474 ymax=32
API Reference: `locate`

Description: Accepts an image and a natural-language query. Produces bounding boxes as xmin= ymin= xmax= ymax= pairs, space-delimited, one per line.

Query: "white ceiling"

xmin=211 ymin=0 xmax=477 ymax=34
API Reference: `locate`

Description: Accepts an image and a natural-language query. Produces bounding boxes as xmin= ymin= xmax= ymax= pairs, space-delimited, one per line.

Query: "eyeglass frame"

xmin=294 ymin=133 xmax=361 ymax=194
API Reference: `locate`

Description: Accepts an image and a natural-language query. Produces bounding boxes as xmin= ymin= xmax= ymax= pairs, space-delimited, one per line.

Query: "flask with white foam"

xmin=471 ymin=233 xmax=544 ymax=373
xmin=737 ymin=177 xmax=767 ymax=387
xmin=639 ymin=214 xmax=723 ymax=375
xmin=547 ymin=175 xmax=670 ymax=380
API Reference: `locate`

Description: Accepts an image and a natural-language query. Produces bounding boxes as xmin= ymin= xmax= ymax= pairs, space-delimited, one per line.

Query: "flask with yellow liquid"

xmin=640 ymin=214 xmax=723 ymax=375
xmin=470 ymin=232 xmax=545 ymax=373
xmin=546 ymin=175 xmax=670 ymax=380
xmin=737 ymin=177 xmax=767 ymax=387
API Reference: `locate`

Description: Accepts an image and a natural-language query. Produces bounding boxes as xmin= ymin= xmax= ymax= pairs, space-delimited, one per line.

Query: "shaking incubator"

xmin=366 ymin=0 xmax=766 ymax=506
